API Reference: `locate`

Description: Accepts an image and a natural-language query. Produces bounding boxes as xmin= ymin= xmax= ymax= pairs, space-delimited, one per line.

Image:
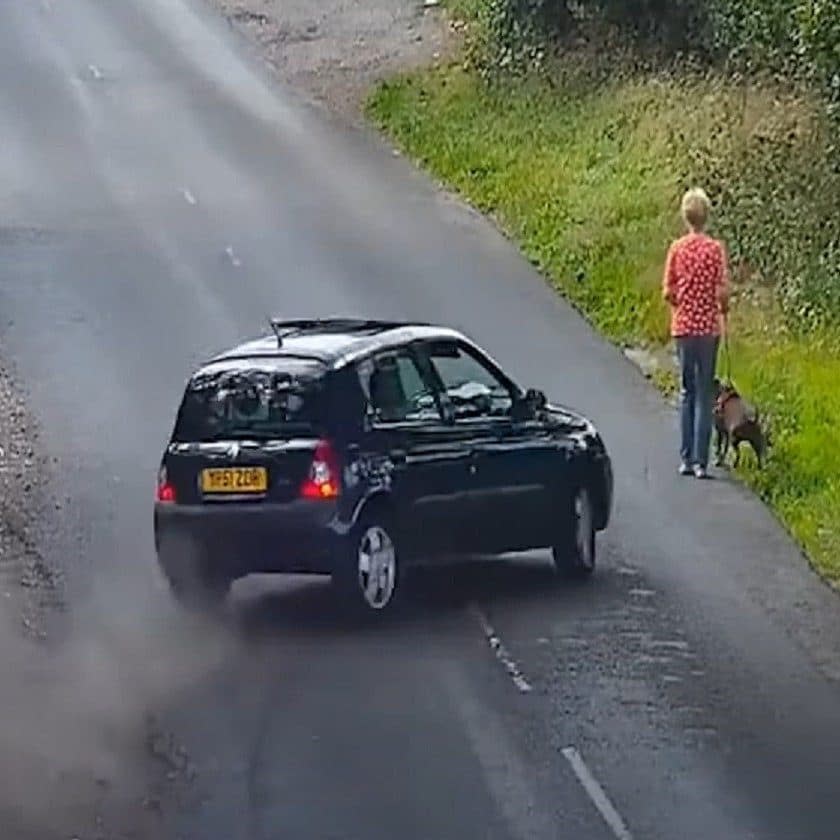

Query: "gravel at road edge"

xmin=211 ymin=0 xmax=456 ymax=121
xmin=0 ymin=356 xmax=64 ymax=640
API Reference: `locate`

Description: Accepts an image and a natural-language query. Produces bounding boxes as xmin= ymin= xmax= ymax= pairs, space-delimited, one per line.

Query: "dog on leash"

xmin=712 ymin=378 xmax=767 ymax=468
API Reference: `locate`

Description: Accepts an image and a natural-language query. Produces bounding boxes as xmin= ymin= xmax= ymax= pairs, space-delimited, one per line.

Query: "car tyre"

xmin=333 ymin=509 xmax=402 ymax=617
xmin=552 ymin=485 xmax=596 ymax=579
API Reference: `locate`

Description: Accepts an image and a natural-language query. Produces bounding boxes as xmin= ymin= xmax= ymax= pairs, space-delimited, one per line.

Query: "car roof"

xmin=197 ymin=319 xmax=468 ymax=376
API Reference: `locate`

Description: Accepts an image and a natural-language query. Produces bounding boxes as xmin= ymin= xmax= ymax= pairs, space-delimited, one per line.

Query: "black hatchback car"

xmin=154 ymin=318 xmax=613 ymax=613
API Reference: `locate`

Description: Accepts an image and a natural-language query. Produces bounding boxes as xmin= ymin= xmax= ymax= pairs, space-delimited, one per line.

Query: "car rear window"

xmin=172 ymin=357 xmax=328 ymax=442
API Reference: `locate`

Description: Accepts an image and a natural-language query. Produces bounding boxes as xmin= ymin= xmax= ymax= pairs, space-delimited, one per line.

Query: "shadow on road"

xmin=230 ymin=553 xmax=602 ymax=641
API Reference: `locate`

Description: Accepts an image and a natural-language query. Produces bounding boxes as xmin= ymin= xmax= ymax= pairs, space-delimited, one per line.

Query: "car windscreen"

xmin=172 ymin=357 xmax=328 ymax=442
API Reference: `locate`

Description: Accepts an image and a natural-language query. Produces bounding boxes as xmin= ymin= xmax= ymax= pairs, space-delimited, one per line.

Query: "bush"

xmin=595 ymin=0 xmax=712 ymax=51
xmin=667 ymin=80 xmax=840 ymax=333
xmin=462 ymin=0 xmax=840 ymax=115
xmin=711 ymin=0 xmax=840 ymax=118
xmin=463 ymin=0 xmax=572 ymax=80
xmin=462 ymin=0 xmax=714 ymax=80
xmin=709 ymin=0 xmax=801 ymax=75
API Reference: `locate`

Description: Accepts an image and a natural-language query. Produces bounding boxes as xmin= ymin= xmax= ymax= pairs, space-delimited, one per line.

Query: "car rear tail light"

xmin=156 ymin=466 xmax=177 ymax=503
xmin=300 ymin=439 xmax=341 ymax=500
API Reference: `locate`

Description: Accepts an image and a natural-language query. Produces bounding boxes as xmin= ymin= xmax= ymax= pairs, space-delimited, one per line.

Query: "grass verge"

xmin=366 ymin=62 xmax=840 ymax=585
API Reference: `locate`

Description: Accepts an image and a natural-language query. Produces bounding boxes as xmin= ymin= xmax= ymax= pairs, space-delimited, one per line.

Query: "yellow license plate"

xmin=200 ymin=466 xmax=268 ymax=494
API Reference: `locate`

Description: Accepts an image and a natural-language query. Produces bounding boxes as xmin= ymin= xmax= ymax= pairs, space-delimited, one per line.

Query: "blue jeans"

xmin=676 ymin=335 xmax=719 ymax=468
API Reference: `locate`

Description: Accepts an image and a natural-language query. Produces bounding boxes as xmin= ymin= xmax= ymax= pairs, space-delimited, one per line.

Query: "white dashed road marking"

xmin=87 ymin=64 xmax=104 ymax=80
xmin=181 ymin=188 xmax=197 ymax=205
xmin=645 ymin=639 xmax=690 ymax=652
xmin=469 ymin=603 xmax=532 ymax=694
xmin=562 ymin=746 xmax=634 ymax=840
xmin=224 ymin=245 xmax=241 ymax=267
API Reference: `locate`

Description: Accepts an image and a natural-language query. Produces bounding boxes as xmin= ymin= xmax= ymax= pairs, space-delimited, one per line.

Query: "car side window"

xmin=426 ymin=341 xmax=515 ymax=420
xmin=356 ymin=350 xmax=442 ymax=424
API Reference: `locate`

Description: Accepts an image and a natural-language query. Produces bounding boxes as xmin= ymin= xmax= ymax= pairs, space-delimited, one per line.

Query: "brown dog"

xmin=712 ymin=378 xmax=766 ymax=468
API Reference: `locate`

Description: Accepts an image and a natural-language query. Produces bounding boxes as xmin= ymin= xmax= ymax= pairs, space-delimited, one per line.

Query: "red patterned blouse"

xmin=662 ymin=232 xmax=730 ymax=337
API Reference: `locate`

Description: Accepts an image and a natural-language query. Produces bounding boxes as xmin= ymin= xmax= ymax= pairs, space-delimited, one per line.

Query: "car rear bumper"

xmin=153 ymin=499 xmax=344 ymax=579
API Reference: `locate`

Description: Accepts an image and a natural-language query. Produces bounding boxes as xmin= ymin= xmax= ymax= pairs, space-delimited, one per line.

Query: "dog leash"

xmin=721 ymin=314 xmax=733 ymax=382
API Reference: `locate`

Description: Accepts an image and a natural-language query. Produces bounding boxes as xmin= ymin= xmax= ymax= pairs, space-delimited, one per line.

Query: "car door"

xmin=355 ymin=346 xmax=475 ymax=561
xmin=421 ymin=338 xmax=559 ymax=553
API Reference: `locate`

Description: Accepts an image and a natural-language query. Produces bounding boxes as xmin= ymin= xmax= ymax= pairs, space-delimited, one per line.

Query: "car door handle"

xmin=467 ymin=449 xmax=478 ymax=474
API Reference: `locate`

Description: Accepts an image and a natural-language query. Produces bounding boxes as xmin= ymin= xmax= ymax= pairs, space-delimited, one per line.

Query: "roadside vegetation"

xmin=367 ymin=0 xmax=840 ymax=583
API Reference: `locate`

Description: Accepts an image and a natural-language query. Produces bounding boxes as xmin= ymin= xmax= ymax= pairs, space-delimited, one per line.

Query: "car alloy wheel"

xmin=357 ymin=524 xmax=397 ymax=610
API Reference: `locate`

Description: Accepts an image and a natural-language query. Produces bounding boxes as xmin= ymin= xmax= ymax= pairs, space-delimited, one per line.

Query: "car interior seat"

xmin=369 ymin=364 xmax=408 ymax=423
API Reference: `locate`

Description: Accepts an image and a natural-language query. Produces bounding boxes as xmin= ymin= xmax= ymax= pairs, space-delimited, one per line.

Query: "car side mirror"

xmin=525 ymin=388 xmax=547 ymax=411
xmin=512 ymin=388 xmax=547 ymax=420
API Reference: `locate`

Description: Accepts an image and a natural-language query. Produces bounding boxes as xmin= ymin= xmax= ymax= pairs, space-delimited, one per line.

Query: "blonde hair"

xmin=681 ymin=187 xmax=711 ymax=231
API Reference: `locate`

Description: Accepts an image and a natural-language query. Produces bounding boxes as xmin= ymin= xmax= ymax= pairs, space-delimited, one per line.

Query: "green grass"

xmin=366 ymin=63 xmax=840 ymax=585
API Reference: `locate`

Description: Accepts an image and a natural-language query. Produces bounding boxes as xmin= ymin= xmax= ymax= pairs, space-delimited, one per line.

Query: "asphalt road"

xmin=3 ymin=1 xmax=840 ymax=838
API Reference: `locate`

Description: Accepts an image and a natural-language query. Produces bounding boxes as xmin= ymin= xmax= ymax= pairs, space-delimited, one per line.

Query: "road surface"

xmin=2 ymin=1 xmax=840 ymax=838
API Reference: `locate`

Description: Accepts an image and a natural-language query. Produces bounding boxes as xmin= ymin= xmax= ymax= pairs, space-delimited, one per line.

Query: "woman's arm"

xmin=662 ymin=242 xmax=678 ymax=306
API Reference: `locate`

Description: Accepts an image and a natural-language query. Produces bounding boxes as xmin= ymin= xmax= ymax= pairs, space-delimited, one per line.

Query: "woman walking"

xmin=663 ymin=187 xmax=730 ymax=479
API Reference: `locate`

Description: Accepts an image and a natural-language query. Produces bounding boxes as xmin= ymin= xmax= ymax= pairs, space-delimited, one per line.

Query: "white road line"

xmin=469 ymin=603 xmax=532 ymax=693
xmin=87 ymin=64 xmax=104 ymax=81
xmin=561 ymin=747 xmax=634 ymax=840
xmin=181 ymin=188 xmax=197 ymax=206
